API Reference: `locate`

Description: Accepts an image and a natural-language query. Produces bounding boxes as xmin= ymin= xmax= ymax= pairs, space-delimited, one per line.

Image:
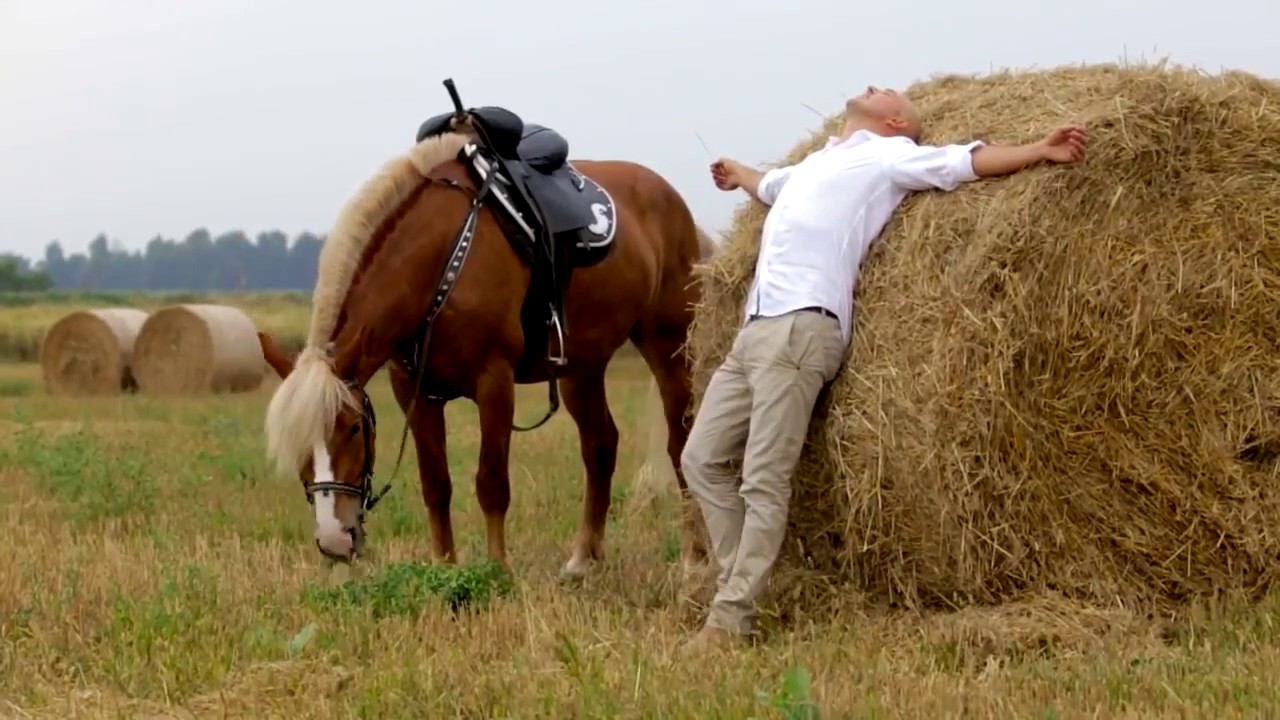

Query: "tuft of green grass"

xmin=303 ymin=560 xmax=516 ymax=617
xmin=756 ymin=665 xmax=822 ymax=719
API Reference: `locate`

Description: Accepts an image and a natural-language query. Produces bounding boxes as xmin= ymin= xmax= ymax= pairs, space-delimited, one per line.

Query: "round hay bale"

xmin=133 ymin=304 xmax=265 ymax=395
xmin=687 ymin=61 xmax=1280 ymax=613
xmin=39 ymin=308 xmax=149 ymax=396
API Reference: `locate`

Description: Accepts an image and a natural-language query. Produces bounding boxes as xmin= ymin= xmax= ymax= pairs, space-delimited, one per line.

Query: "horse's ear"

xmin=258 ymin=331 xmax=294 ymax=379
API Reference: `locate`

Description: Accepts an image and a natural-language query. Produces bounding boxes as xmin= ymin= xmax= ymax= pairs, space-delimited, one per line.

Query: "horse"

xmin=257 ymin=98 xmax=718 ymax=582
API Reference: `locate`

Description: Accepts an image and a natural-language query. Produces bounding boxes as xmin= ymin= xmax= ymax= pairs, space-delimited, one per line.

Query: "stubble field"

xmin=3 ymin=298 xmax=1280 ymax=718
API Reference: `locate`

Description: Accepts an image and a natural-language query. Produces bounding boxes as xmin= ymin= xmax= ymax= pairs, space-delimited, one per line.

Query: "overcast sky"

xmin=2 ymin=0 xmax=1276 ymax=261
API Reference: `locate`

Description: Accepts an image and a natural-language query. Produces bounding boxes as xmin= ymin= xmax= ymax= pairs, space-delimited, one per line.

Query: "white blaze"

xmin=313 ymin=442 xmax=344 ymax=538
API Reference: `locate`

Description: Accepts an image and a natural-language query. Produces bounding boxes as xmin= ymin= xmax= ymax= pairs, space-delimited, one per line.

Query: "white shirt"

xmin=744 ymin=129 xmax=987 ymax=345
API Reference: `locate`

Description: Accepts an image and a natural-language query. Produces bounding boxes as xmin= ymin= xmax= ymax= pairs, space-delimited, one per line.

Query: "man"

xmin=679 ymin=85 xmax=1087 ymax=654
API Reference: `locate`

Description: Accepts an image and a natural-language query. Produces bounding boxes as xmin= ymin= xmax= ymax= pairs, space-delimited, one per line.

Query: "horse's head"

xmin=258 ymin=331 xmax=378 ymax=563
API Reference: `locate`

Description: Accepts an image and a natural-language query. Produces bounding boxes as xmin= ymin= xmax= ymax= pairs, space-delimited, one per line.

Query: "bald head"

xmin=843 ymin=86 xmax=922 ymax=142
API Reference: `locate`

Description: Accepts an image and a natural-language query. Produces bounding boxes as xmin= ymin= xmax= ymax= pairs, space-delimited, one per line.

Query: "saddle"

xmin=415 ymin=104 xmax=618 ymax=375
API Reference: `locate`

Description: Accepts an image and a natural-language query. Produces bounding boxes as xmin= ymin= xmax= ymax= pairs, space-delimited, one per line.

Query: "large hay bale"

xmin=133 ymin=304 xmax=265 ymax=395
xmin=39 ymin=308 xmax=149 ymax=395
xmin=687 ymin=61 xmax=1280 ymax=612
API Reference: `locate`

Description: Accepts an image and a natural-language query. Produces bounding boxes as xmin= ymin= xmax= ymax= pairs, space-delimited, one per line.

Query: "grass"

xmin=3 ymin=357 xmax=1280 ymax=718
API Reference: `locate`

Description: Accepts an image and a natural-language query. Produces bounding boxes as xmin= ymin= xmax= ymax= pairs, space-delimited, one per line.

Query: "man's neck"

xmin=838 ymin=117 xmax=875 ymax=142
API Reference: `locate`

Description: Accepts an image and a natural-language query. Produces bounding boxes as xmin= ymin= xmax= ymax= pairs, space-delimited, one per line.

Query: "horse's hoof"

xmin=558 ymin=557 xmax=591 ymax=585
xmin=558 ymin=570 xmax=585 ymax=586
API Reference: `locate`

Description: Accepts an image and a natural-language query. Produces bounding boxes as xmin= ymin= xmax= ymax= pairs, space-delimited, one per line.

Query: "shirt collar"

xmin=824 ymin=128 xmax=877 ymax=149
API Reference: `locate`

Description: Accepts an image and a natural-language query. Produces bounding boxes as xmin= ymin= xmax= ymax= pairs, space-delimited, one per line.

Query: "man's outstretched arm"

xmin=969 ymin=124 xmax=1089 ymax=177
xmin=734 ymin=164 xmax=765 ymax=198
xmin=970 ymin=143 xmax=1051 ymax=177
xmin=712 ymin=158 xmax=794 ymax=206
xmin=888 ymin=123 xmax=1088 ymax=191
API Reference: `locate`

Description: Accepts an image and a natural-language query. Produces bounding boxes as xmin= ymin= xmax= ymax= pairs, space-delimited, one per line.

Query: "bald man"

xmin=680 ymin=85 xmax=1087 ymax=654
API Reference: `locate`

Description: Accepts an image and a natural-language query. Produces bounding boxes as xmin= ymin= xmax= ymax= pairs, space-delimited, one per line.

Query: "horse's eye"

xmin=349 ymin=423 xmax=361 ymax=438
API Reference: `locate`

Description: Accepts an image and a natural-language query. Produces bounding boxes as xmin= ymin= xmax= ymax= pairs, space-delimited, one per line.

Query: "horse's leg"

xmin=474 ymin=362 xmax=516 ymax=570
xmin=558 ymin=366 xmax=619 ymax=581
xmin=388 ymin=367 xmax=456 ymax=562
xmin=634 ymin=333 xmax=712 ymax=573
xmin=411 ymin=401 xmax=456 ymax=562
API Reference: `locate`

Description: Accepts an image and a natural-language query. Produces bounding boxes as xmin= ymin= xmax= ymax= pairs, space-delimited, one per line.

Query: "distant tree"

xmin=28 ymin=227 xmax=325 ymax=291
xmin=0 ymin=254 xmax=53 ymax=291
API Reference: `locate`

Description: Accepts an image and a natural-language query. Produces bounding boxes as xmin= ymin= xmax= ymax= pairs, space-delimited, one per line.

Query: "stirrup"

xmin=548 ymin=308 xmax=567 ymax=366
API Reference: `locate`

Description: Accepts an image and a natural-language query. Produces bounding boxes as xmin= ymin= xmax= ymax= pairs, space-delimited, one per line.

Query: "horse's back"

xmin=548 ymin=158 xmax=704 ymax=359
xmin=567 ymin=158 xmax=702 ymax=283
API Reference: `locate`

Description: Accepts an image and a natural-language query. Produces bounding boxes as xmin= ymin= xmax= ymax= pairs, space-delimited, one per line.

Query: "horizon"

xmin=3 ymin=0 xmax=1277 ymax=264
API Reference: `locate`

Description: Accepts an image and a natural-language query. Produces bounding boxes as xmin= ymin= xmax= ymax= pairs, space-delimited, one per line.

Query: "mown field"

xmin=4 ymin=294 xmax=1280 ymax=717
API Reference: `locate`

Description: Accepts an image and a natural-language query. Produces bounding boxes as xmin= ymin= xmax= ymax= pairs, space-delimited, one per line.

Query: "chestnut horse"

xmin=259 ymin=99 xmax=714 ymax=581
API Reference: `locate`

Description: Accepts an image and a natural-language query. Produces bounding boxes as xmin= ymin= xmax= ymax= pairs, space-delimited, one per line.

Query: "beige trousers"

xmin=681 ymin=309 xmax=847 ymax=635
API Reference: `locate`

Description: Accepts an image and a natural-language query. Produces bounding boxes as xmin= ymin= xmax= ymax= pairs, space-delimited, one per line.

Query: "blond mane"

xmin=263 ymin=131 xmax=472 ymax=477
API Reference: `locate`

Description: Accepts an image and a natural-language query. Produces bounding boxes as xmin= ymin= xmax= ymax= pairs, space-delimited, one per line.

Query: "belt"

xmin=746 ymin=306 xmax=837 ymax=323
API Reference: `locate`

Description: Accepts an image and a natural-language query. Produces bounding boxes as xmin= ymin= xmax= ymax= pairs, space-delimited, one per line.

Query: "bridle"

xmin=295 ymin=167 xmax=489 ymax=528
xmin=301 ymin=380 xmax=391 ymax=517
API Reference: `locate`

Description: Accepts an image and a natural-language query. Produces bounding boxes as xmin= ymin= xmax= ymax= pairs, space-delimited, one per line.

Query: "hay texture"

xmin=133 ymin=304 xmax=265 ymax=395
xmin=687 ymin=61 xmax=1280 ymax=612
xmin=39 ymin=308 xmax=149 ymax=395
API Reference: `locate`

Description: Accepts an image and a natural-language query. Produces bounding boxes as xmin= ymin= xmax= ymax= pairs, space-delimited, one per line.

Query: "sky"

xmin=2 ymin=0 xmax=1277 ymax=262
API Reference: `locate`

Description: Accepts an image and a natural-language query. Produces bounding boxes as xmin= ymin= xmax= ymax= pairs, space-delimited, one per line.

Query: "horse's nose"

xmin=316 ymin=527 xmax=354 ymax=561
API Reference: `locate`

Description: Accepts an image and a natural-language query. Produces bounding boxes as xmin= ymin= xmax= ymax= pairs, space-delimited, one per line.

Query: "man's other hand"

xmin=711 ymin=158 xmax=742 ymax=191
xmin=1038 ymin=124 xmax=1088 ymax=164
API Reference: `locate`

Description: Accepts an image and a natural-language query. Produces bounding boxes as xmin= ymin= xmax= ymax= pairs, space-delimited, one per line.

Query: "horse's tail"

xmin=264 ymin=131 xmax=472 ymax=478
xmin=629 ymin=223 xmax=725 ymax=509
xmin=695 ymin=225 xmax=722 ymax=261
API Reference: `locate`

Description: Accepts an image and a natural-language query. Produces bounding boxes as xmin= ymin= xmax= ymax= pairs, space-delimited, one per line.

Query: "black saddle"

xmin=415 ymin=101 xmax=618 ymax=375
xmin=418 ymin=106 xmax=565 ymax=170
xmin=416 ymin=107 xmax=615 ymax=248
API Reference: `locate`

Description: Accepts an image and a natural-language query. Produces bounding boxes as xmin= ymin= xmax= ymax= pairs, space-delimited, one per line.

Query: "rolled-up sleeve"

xmin=756 ymin=164 xmax=795 ymax=206
xmin=885 ymin=140 xmax=987 ymax=192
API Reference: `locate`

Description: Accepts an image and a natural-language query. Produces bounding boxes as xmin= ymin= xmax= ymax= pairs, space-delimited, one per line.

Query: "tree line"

xmin=1 ymin=229 xmax=324 ymax=291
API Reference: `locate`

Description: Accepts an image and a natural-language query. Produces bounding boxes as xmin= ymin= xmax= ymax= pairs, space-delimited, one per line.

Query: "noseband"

xmin=302 ymin=381 xmax=391 ymax=515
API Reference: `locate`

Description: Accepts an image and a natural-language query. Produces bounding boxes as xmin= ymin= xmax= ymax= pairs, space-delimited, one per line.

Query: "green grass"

xmin=303 ymin=560 xmax=516 ymax=617
xmin=2 ymin=357 xmax=1280 ymax=717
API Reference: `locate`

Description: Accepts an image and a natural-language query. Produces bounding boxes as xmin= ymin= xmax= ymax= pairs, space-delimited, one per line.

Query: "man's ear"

xmin=258 ymin=331 xmax=295 ymax=379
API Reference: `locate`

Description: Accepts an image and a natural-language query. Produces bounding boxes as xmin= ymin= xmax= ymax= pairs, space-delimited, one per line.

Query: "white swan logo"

xmin=587 ymin=203 xmax=611 ymax=236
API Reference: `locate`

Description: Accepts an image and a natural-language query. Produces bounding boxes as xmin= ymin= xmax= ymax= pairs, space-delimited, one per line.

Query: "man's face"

xmin=846 ymin=86 xmax=921 ymax=140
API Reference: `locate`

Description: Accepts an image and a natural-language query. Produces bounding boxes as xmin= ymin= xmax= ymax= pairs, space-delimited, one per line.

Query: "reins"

xmin=384 ymin=171 xmax=494 ymax=494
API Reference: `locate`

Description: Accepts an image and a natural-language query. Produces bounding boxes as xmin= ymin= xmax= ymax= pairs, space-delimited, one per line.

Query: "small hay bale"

xmin=39 ymin=308 xmax=149 ymax=395
xmin=133 ymin=303 xmax=265 ymax=395
xmin=687 ymin=61 xmax=1280 ymax=613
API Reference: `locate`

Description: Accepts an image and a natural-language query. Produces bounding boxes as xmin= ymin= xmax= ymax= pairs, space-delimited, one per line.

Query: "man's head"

xmin=843 ymin=86 xmax=922 ymax=143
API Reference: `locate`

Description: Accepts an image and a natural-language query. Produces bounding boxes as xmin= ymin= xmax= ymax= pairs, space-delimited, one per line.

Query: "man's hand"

xmin=710 ymin=157 xmax=771 ymax=203
xmin=710 ymin=158 xmax=743 ymax=191
xmin=971 ymin=122 xmax=1088 ymax=178
xmin=1037 ymin=124 xmax=1087 ymax=164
